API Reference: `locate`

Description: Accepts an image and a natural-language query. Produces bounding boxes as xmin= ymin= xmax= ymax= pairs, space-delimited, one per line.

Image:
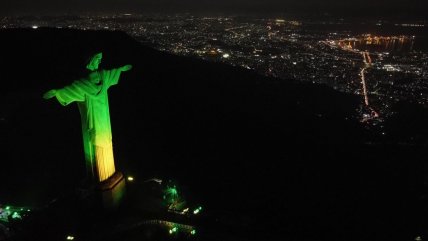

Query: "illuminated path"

xmin=322 ymin=39 xmax=373 ymax=106
xmin=360 ymin=51 xmax=380 ymax=119
xmin=361 ymin=51 xmax=371 ymax=106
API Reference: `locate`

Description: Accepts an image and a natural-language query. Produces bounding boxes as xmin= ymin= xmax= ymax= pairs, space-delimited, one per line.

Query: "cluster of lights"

xmin=66 ymin=235 xmax=75 ymax=240
xmin=193 ymin=206 xmax=202 ymax=215
xmin=169 ymin=227 xmax=178 ymax=234
xmin=168 ymin=226 xmax=196 ymax=236
xmin=181 ymin=207 xmax=189 ymax=214
xmin=0 ymin=205 xmax=31 ymax=222
xmin=11 ymin=212 xmax=21 ymax=219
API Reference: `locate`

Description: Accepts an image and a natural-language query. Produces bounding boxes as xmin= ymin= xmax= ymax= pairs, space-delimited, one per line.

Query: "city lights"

xmin=2 ymin=15 xmax=426 ymax=124
xmin=0 ymin=9 xmax=426 ymax=241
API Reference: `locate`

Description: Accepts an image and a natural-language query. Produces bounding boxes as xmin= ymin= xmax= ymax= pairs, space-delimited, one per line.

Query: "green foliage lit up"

xmin=0 ymin=205 xmax=31 ymax=223
xmin=11 ymin=212 xmax=21 ymax=219
xmin=44 ymin=52 xmax=132 ymax=182
xmin=164 ymin=185 xmax=179 ymax=204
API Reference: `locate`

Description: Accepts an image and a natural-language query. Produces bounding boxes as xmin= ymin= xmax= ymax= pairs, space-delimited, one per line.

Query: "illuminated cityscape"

xmin=1 ymin=8 xmax=428 ymax=241
xmin=2 ymin=14 xmax=426 ymax=124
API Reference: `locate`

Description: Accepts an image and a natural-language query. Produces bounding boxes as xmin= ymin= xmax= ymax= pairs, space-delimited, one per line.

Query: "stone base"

xmin=98 ymin=171 xmax=126 ymax=209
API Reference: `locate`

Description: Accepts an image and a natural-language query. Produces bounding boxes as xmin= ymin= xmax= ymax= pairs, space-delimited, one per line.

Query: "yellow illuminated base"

xmin=99 ymin=171 xmax=126 ymax=209
xmin=95 ymin=143 xmax=116 ymax=182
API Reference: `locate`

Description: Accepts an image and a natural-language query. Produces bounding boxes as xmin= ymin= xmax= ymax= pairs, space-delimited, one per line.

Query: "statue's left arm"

xmin=120 ymin=65 xmax=133 ymax=72
xmin=103 ymin=65 xmax=133 ymax=88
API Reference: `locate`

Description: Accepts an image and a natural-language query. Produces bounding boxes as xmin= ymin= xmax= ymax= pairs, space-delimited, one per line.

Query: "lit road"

xmin=361 ymin=51 xmax=371 ymax=106
xmin=360 ymin=51 xmax=380 ymax=119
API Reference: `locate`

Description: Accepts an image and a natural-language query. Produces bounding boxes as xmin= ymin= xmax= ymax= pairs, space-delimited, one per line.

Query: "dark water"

xmin=357 ymin=38 xmax=414 ymax=52
xmin=340 ymin=37 xmax=417 ymax=53
xmin=303 ymin=22 xmax=428 ymax=51
xmin=411 ymin=36 xmax=428 ymax=51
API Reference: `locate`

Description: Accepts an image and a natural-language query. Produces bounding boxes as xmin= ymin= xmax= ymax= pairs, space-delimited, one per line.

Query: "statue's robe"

xmin=54 ymin=68 xmax=122 ymax=182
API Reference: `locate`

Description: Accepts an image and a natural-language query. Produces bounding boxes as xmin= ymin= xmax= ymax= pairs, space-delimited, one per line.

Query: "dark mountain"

xmin=0 ymin=28 xmax=428 ymax=241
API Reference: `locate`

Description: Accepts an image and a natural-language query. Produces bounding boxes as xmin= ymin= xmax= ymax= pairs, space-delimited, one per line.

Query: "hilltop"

xmin=0 ymin=28 xmax=428 ymax=241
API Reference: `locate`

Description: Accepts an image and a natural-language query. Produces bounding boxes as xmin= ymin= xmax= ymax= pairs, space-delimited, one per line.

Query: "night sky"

xmin=1 ymin=0 xmax=427 ymax=16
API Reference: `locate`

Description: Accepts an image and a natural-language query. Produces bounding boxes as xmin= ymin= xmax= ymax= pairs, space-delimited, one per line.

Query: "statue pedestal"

xmin=98 ymin=171 xmax=126 ymax=209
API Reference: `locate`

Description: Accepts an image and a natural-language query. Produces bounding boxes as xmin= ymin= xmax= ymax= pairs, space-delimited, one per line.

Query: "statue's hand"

xmin=43 ymin=89 xmax=57 ymax=100
xmin=121 ymin=64 xmax=133 ymax=72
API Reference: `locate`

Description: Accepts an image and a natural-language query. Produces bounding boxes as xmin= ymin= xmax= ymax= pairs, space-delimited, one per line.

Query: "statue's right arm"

xmin=43 ymin=89 xmax=57 ymax=100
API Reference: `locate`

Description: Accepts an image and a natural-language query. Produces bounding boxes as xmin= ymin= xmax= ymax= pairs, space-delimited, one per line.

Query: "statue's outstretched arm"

xmin=103 ymin=64 xmax=133 ymax=88
xmin=120 ymin=65 xmax=133 ymax=72
xmin=43 ymin=81 xmax=87 ymax=105
xmin=43 ymin=89 xmax=57 ymax=99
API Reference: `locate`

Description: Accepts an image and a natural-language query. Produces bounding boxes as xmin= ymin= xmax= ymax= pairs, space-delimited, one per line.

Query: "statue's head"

xmin=86 ymin=52 xmax=103 ymax=71
xmin=88 ymin=71 xmax=101 ymax=84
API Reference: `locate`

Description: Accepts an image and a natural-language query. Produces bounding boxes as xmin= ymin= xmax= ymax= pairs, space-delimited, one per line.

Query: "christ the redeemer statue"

xmin=43 ymin=53 xmax=132 ymax=182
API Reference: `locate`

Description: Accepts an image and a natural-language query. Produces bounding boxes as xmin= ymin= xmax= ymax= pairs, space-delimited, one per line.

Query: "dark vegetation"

xmin=1 ymin=28 xmax=428 ymax=240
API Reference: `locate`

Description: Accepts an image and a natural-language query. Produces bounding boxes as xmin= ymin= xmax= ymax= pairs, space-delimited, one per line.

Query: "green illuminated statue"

xmin=43 ymin=53 xmax=132 ymax=182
